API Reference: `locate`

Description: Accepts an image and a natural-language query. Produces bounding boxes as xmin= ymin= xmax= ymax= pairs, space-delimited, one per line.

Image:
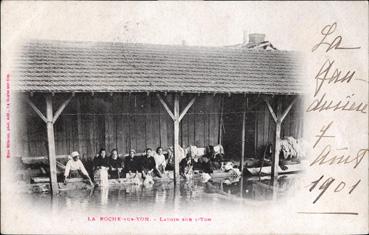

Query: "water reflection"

xmin=24 ymin=175 xmax=298 ymax=212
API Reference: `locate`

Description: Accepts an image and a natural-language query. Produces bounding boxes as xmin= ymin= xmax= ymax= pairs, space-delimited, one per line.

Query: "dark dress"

xmin=179 ymin=158 xmax=195 ymax=176
xmin=141 ymin=155 xmax=156 ymax=173
xmin=122 ymin=156 xmax=140 ymax=177
xmin=108 ymin=157 xmax=123 ymax=179
xmin=209 ymin=153 xmax=223 ymax=170
xmin=93 ymin=155 xmax=110 ymax=170
xmin=196 ymin=157 xmax=213 ymax=174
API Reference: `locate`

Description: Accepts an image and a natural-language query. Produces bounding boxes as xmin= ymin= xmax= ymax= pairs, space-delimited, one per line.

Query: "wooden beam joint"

xmin=53 ymin=94 xmax=74 ymax=123
xmin=26 ymin=97 xmax=48 ymax=123
xmin=178 ymin=96 xmax=196 ymax=122
xmin=156 ymin=94 xmax=175 ymax=121
xmin=264 ymin=98 xmax=278 ymax=123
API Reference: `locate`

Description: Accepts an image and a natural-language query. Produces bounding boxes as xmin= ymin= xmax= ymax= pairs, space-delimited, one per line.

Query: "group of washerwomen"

xmin=63 ymin=145 xmax=224 ymax=185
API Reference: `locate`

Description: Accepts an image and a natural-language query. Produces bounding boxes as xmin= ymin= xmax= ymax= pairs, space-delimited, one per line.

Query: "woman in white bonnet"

xmin=64 ymin=151 xmax=94 ymax=186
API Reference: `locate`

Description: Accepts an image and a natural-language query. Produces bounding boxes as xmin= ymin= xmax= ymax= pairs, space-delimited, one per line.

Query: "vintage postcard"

xmin=1 ymin=1 xmax=368 ymax=234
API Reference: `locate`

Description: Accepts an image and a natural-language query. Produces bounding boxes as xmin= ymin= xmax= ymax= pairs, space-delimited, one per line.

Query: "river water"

xmin=22 ymin=174 xmax=298 ymax=213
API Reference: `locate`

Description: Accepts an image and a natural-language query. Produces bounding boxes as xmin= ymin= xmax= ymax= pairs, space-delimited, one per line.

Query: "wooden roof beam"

xmin=264 ymin=96 xmax=298 ymax=123
xmin=26 ymin=97 xmax=47 ymax=123
xmin=53 ymin=93 xmax=74 ymax=123
xmin=156 ymin=94 xmax=175 ymax=121
xmin=179 ymin=96 xmax=196 ymax=122
xmin=280 ymin=96 xmax=298 ymax=123
xmin=264 ymin=97 xmax=278 ymax=123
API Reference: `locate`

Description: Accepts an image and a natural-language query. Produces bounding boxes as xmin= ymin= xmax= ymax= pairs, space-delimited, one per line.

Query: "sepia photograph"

xmin=1 ymin=1 xmax=368 ymax=234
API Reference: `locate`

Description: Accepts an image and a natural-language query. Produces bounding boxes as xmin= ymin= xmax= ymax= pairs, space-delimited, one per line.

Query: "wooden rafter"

xmin=264 ymin=98 xmax=278 ymax=123
xmin=26 ymin=97 xmax=47 ymax=123
xmin=53 ymin=93 xmax=74 ymax=123
xmin=264 ymin=96 xmax=298 ymax=123
xmin=247 ymin=98 xmax=264 ymax=111
xmin=156 ymin=94 xmax=175 ymax=120
xmin=280 ymin=97 xmax=298 ymax=123
xmin=178 ymin=96 xmax=196 ymax=122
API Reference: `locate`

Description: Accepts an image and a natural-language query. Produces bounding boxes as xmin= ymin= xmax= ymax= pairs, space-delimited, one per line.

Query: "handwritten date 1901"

xmin=308 ymin=175 xmax=360 ymax=204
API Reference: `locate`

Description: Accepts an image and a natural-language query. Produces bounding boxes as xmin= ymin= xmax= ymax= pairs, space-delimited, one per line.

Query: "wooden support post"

xmin=46 ymin=95 xmax=59 ymax=194
xmin=241 ymin=98 xmax=246 ymax=175
xmin=218 ymin=95 xmax=224 ymax=145
xmin=271 ymin=102 xmax=282 ymax=200
xmin=264 ymin=96 xmax=298 ymax=200
xmin=157 ymin=93 xmax=196 ymax=183
xmin=272 ymin=102 xmax=282 ymax=183
xmin=173 ymin=94 xmax=180 ymax=183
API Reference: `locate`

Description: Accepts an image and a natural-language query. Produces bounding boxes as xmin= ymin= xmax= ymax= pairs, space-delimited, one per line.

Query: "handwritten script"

xmin=307 ymin=22 xmax=367 ymax=114
xmin=306 ymin=22 xmax=367 ymax=207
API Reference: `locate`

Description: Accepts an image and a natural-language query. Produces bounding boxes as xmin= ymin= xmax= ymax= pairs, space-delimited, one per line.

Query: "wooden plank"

xmin=145 ymin=94 xmax=153 ymax=149
xmin=123 ymin=94 xmax=131 ymax=154
xmin=111 ymin=95 xmax=119 ymax=150
xmin=53 ymin=116 xmax=61 ymax=155
xmin=241 ymin=98 xmax=246 ymax=173
xmin=46 ymin=95 xmax=58 ymax=194
xmin=264 ymin=104 xmax=270 ymax=145
xmin=211 ymin=96 xmax=220 ymax=145
xmin=104 ymin=95 xmax=114 ymax=152
xmin=66 ymin=115 xmax=73 ymax=156
xmin=85 ymin=97 xmax=92 ymax=158
xmin=194 ymin=97 xmax=205 ymax=147
xmin=128 ymin=94 xmax=134 ymax=151
xmin=63 ymin=112 xmax=70 ymax=155
xmin=76 ymin=97 xmax=83 ymax=153
xmin=95 ymin=96 xmax=104 ymax=156
xmin=218 ymin=95 xmax=224 ymax=145
xmin=257 ymin=106 xmax=263 ymax=151
xmin=152 ymin=97 xmax=161 ymax=149
xmin=23 ymin=115 xmax=30 ymax=158
xmin=136 ymin=94 xmax=146 ymax=153
xmin=187 ymin=102 xmax=195 ymax=146
xmin=204 ymin=113 xmax=209 ymax=146
xmin=159 ymin=107 xmax=168 ymax=148
xmin=116 ymin=94 xmax=125 ymax=154
xmin=78 ymin=96 xmax=86 ymax=157
xmin=72 ymin=114 xmax=79 ymax=152
xmin=254 ymin=111 xmax=258 ymax=155
xmin=204 ymin=96 xmax=211 ymax=146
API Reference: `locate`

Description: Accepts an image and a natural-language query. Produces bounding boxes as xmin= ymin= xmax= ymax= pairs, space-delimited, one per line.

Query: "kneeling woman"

xmin=154 ymin=147 xmax=167 ymax=178
xmin=179 ymin=153 xmax=195 ymax=179
xmin=108 ymin=149 xmax=123 ymax=179
xmin=64 ymin=151 xmax=94 ymax=186
xmin=122 ymin=149 xmax=140 ymax=178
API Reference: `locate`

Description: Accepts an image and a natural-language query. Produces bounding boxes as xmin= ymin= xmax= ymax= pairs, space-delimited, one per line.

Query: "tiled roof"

xmin=13 ymin=40 xmax=303 ymax=94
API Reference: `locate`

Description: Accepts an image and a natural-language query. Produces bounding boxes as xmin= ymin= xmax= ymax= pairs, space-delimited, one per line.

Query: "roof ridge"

xmin=25 ymin=39 xmax=297 ymax=54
